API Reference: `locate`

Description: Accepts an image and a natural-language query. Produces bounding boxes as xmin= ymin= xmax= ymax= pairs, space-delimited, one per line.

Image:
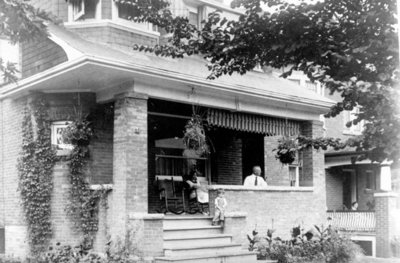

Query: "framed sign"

xmin=51 ymin=121 xmax=73 ymax=155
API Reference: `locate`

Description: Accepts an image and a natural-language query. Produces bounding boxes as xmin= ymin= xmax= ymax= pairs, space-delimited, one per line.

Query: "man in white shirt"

xmin=243 ymin=166 xmax=268 ymax=187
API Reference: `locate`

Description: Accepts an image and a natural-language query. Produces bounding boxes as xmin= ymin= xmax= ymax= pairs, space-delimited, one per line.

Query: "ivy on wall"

xmin=63 ymin=117 xmax=107 ymax=249
xmin=17 ymin=98 xmax=56 ymax=255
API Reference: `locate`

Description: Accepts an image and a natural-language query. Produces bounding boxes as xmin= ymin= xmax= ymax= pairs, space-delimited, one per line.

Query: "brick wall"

xmin=209 ymin=188 xmax=327 ymax=240
xmin=374 ymin=193 xmax=398 ymax=258
xmin=264 ymin=136 xmax=290 ymax=186
xmin=110 ymin=93 xmax=148 ymax=238
xmin=127 ymin=214 xmax=164 ymax=259
xmin=45 ymin=93 xmax=113 ymax=184
xmin=51 ymin=162 xmax=81 ymax=246
xmin=0 ymin=97 xmax=28 ymax=256
xmin=325 ymin=167 xmax=343 ymax=210
xmin=20 ymin=38 xmax=68 ymax=78
xmin=215 ymin=135 xmax=242 ymax=185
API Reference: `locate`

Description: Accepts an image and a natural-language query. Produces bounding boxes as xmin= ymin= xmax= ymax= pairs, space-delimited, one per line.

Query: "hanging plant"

xmin=274 ymin=137 xmax=299 ymax=164
xmin=183 ymin=114 xmax=210 ymax=156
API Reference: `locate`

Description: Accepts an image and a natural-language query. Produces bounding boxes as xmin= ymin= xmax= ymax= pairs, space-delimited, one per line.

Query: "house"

xmin=1 ymin=0 xmax=394 ymax=261
xmin=285 ymin=70 xmax=400 ymax=258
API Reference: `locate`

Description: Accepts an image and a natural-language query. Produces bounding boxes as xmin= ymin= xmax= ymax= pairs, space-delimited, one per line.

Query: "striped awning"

xmin=207 ymin=109 xmax=301 ymax=136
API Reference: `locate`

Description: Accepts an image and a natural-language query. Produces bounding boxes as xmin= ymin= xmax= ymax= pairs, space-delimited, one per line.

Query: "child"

xmin=212 ymin=189 xmax=227 ymax=226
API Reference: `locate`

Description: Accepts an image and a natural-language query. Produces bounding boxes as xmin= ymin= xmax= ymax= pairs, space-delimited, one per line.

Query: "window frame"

xmin=51 ymin=121 xmax=74 ymax=156
xmin=343 ymin=107 xmax=363 ymax=135
xmin=111 ymin=1 xmax=158 ymax=34
xmin=288 ymin=151 xmax=303 ymax=187
xmin=68 ymin=0 xmax=102 ymax=22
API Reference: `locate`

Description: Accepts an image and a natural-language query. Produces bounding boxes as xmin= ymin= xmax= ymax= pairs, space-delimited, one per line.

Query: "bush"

xmin=248 ymin=225 xmax=363 ymax=263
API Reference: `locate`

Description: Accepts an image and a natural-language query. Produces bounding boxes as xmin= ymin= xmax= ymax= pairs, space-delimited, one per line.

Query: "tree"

xmin=130 ymin=0 xmax=400 ymax=163
xmin=0 ymin=0 xmax=49 ymax=83
xmin=1 ymin=0 xmax=399 ymax=163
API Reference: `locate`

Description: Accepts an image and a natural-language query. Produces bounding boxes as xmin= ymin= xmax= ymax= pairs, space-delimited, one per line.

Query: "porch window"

xmin=68 ymin=0 xmax=101 ymax=22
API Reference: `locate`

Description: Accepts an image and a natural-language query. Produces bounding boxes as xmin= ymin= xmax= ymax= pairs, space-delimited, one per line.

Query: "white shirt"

xmin=243 ymin=174 xmax=267 ymax=187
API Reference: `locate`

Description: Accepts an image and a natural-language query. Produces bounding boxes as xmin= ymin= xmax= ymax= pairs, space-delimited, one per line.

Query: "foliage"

xmin=17 ymin=98 xmax=56 ymax=254
xmin=129 ymin=0 xmax=399 ymax=163
xmin=0 ymin=241 xmax=141 ymax=263
xmin=274 ymin=137 xmax=298 ymax=164
xmin=183 ymin=114 xmax=210 ymax=156
xmin=2 ymin=0 xmax=399 ymax=162
xmin=63 ymin=118 xmax=107 ymax=249
xmin=0 ymin=0 xmax=50 ymax=84
xmin=248 ymin=225 xmax=363 ymax=263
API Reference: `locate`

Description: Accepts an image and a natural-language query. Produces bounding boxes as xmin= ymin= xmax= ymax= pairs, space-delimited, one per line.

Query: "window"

xmin=185 ymin=3 xmax=208 ymax=29
xmin=112 ymin=1 xmax=157 ymax=33
xmin=68 ymin=0 xmax=101 ymax=22
xmin=365 ymin=170 xmax=376 ymax=190
xmin=51 ymin=121 xmax=74 ymax=155
xmin=0 ymin=38 xmax=19 ymax=85
xmin=343 ymin=107 xmax=363 ymax=135
xmin=288 ymin=152 xmax=303 ymax=187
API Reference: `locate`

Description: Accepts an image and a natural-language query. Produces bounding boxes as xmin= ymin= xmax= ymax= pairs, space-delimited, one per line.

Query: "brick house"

xmin=1 ymin=0 xmax=394 ymax=261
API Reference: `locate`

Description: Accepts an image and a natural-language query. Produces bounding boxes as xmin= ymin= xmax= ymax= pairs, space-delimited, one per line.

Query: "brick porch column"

xmin=374 ymin=192 xmax=398 ymax=258
xmin=300 ymin=121 xmax=325 ymax=189
xmin=110 ymin=92 xmax=148 ymax=237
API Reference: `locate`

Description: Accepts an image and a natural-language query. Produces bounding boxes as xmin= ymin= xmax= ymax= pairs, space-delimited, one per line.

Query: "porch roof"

xmin=0 ymin=23 xmax=335 ymax=119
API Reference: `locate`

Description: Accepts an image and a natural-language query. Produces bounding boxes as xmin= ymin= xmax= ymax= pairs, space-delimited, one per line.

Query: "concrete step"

xmin=163 ymin=226 xmax=222 ymax=239
xmin=164 ymin=234 xmax=232 ymax=248
xmin=164 ymin=215 xmax=213 ymax=228
xmin=155 ymin=251 xmax=258 ymax=263
xmin=164 ymin=243 xmax=242 ymax=257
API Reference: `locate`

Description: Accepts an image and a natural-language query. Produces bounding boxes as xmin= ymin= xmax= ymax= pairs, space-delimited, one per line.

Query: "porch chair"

xmin=156 ymin=176 xmax=185 ymax=214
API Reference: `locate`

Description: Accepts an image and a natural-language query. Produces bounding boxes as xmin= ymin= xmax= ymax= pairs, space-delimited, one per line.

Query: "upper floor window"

xmin=343 ymin=107 xmax=363 ymax=135
xmin=68 ymin=0 xmax=101 ymax=22
xmin=111 ymin=1 xmax=157 ymax=33
xmin=0 ymin=38 xmax=19 ymax=85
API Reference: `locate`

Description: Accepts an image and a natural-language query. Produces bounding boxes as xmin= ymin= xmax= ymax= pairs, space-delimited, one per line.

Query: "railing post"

xmin=374 ymin=192 xmax=398 ymax=258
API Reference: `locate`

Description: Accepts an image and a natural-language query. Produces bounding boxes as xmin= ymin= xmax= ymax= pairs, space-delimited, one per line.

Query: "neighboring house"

xmin=286 ymin=70 xmax=400 ymax=258
xmin=0 ymin=0 xmax=394 ymax=261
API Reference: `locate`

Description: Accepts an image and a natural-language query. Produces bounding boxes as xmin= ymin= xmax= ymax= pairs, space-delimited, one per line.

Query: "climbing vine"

xmin=63 ymin=117 xmax=107 ymax=249
xmin=17 ymin=98 xmax=56 ymax=255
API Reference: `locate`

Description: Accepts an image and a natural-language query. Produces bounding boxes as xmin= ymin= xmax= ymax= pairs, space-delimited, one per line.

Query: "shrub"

xmin=248 ymin=225 xmax=363 ymax=263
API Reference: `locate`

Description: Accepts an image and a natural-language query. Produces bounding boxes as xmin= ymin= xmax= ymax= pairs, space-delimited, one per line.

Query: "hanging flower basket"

xmin=62 ymin=120 xmax=94 ymax=147
xmin=274 ymin=137 xmax=298 ymax=164
xmin=183 ymin=114 xmax=210 ymax=156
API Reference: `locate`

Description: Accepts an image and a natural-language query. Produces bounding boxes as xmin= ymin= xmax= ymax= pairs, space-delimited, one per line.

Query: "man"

xmin=243 ymin=166 xmax=267 ymax=187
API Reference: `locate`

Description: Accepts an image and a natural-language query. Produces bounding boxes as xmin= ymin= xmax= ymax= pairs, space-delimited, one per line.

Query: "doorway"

xmin=242 ymin=134 xmax=265 ymax=181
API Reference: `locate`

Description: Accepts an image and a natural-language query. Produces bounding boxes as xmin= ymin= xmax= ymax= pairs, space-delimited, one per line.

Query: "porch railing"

xmin=327 ymin=211 xmax=375 ymax=232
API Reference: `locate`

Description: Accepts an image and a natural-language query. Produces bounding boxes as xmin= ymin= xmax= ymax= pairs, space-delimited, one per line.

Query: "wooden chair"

xmin=157 ymin=177 xmax=184 ymax=214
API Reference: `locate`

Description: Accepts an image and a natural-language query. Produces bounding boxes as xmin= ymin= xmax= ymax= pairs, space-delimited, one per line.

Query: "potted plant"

xmin=274 ymin=137 xmax=299 ymax=164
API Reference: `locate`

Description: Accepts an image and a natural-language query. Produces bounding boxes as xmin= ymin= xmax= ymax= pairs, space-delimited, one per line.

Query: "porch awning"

xmin=207 ymin=109 xmax=301 ymax=136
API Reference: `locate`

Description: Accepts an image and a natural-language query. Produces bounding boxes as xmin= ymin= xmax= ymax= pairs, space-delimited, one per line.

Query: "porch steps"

xmin=155 ymin=216 xmax=257 ymax=263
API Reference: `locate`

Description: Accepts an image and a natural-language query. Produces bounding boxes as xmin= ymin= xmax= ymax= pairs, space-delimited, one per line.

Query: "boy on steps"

xmin=212 ymin=189 xmax=227 ymax=227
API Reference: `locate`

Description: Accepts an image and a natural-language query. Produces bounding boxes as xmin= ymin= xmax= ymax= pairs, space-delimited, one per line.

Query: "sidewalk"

xmin=361 ymin=257 xmax=400 ymax=263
